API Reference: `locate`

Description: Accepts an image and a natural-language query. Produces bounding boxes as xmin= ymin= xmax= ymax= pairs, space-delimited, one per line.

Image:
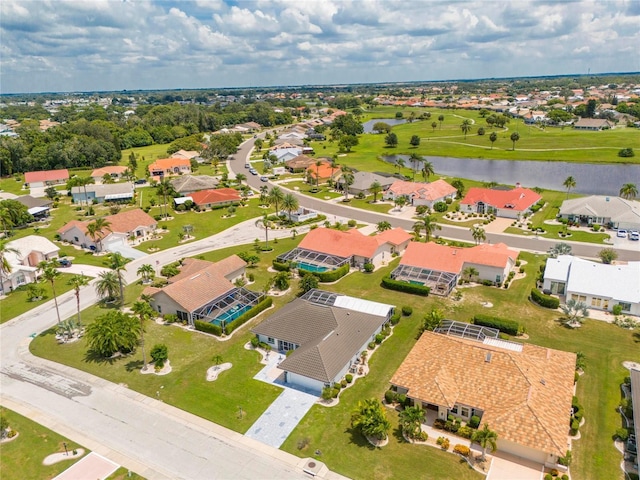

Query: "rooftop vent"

xmin=540 ymin=379 xmax=546 ymax=385
xmin=485 ymin=352 xmax=492 ymax=363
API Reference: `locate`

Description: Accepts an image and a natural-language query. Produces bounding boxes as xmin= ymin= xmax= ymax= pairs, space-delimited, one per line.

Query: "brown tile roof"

xmin=25 ymin=169 xmax=69 ymax=184
xmin=285 ymin=155 xmax=317 ymax=170
xmin=400 ymin=242 xmax=518 ymax=273
xmin=391 ymin=331 xmax=575 ymax=456
xmin=388 ymin=179 xmax=457 ymax=202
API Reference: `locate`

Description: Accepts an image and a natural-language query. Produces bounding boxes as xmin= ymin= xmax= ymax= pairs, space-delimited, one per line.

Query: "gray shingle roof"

xmin=170 ymin=175 xmax=220 ymax=194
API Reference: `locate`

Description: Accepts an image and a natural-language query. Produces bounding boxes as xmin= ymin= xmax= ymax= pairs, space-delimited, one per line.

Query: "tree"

xmin=394 ymin=196 xmax=407 ymax=211
xmin=421 ymin=160 xmax=435 ymax=181
xmin=73 ymin=176 xmax=95 ymax=207
xmin=472 ymin=424 xmax=498 ymax=461
xmin=408 ymin=153 xmax=422 ymax=181
xmin=548 ymin=243 xmax=572 ymax=258
xmin=460 ymin=119 xmax=472 ymax=139
xmin=0 ymin=240 xmax=19 ymax=292
xmin=86 ymin=217 xmax=112 ymax=252
xmin=385 ymin=132 xmax=398 ymax=148
xmin=620 ymin=183 xmax=638 ymax=200
xmin=107 ymin=252 xmax=128 ymax=306
xmin=399 ymin=405 xmax=425 ymax=440
xmin=376 ymin=221 xmax=392 ymax=232
xmin=598 ymin=248 xmax=618 ymax=264
xmin=421 ymin=308 xmax=444 ymax=333
xmin=259 ymin=185 xmax=269 ymax=205
xmin=67 ymin=274 xmax=89 ymax=326
xmin=102 ymin=173 xmax=115 ymax=184
xmin=341 ymin=171 xmax=355 ymax=201
xmin=338 ymin=135 xmax=358 ymax=152
xmin=150 ymin=344 xmax=169 ymax=369
xmin=137 ymin=264 xmax=155 ymax=284
xmin=413 ymin=215 xmax=441 ymax=242
xmin=510 ymin=131 xmax=520 ymax=150
xmin=95 ymin=270 xmax=120 ymax=303
xmin=268 ymin=186 xmax=285 ymax=216
xmin=273 ymin=271 xmax=290 ymax=291
xmin=438 ymin=115 xmax=444 ymax=129
xmin=156 ymin=179 xmax=176 ymax=219
xmin=563 ymin=176 xmax=576 ymax=199
xmin=431 ymin=121 xmax=438 ymax=132
xmin=462 ymin=266 xmax=479 ymax=282
xmin=314 ymin=160 xmax=323 ymax=189
xmin=372 ymin=122 xmax=391 ymax=134
xmin=86 ymin=310 xmax=141 ymax=358
xmin=351 ymin=398 xmax=391 ymax=441
xmin=489 ymin=131 xmax=497 ymax=149
xmin=255 ymin=215 xmax=273 ymax=249
xmin=39 ymin=260 xmax=62 ymax=324
xmin=0 ymin=199 xmax=33 ymax=228
xmin=369 ymin=181 xmax=382 ymax=203
xmin=0 ymin=206 xmax=14 ymax=237
xmin=27 ymin=282 xmax=45 ymax=301
xmin=561 ymin=298 xmax=590 ymax=328
xmin=282 ymin=193 xmax=299 ymax=222
xmin=410 ymin=135 xmax=420 ymax=147
xmin=470 ymin=226 xmax=486 ymax=245
xmin=451 ymin=179 xmax=465 ymax=198
xmin=45 ymin=186 xmax=57 ymax=200
xmin=298 ymin=272 xmax=319 ymax=296
xmin=132 ymin=300 xmax=155 ymax=371
xmin=235 ymin=173 xmax=247 ymax=186
xmin=395 ymin=157 xmax=405 ymax=175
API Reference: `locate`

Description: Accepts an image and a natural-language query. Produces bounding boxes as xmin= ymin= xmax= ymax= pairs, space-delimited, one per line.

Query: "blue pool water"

xmin=211 ymin=304 xmax=251 ymax=326
xmin=297 ymin=262 xmax=329 ymax=273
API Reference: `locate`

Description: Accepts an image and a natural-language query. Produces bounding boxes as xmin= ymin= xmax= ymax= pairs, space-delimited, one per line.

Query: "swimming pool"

xmin=211 ymin=304 xmax=252 ymax=326
xmin=297 ymin=262 xmax=329 ymax=273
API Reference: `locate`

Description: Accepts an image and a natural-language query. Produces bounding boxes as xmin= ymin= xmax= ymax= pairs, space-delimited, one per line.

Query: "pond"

xmin=381 ymin=155 xmax=640 ymax=196
xmin=363 ymin=118 xmax=407 ymax=133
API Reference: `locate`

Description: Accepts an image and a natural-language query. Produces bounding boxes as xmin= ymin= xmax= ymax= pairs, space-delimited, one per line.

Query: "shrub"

xmin=331 ymin=387 xmax=340 ymax=398
xmin=439 ymin=437 xmax=450 ymax=450
xmin=340 ymin=379 xmax=348 ymax=388
xmin=531 ymin=288 xmax=560 ymax=309
xmin=457 ymin=425 xmax=473 ymax=439
xmin=224 ymin=297 xmax=273 ymax=335
xmin=468 ymin=415 xmax=480 ymax=428
xmin=163 ymin=314 xmax=178 ymax=324
xmin=472 ymin=314 xmax=523 ymax=336
xmin=272 ymin=260 xmax=291 ymax=272
xmin=570 ymin=419 xmax=580 ymax=435
xmin=390 ymin=312 xmax=401 ymax=325
xmin=313 ymin=263 xmax=350 ymax=282
xmin=384 ymin=389 xmax=397 ymax=404
xmin=150 ymin=344 xmax=168 ymax=369
xmin=375 ymin=333 xmax=384 ymax=344
xmin=348 ymin=219 xmax=357 ymax=227
xmin=550 ymin=469 xmax=559 ymax=477
xmin=561 ymin=476 xmax=569 ymax=480
xmin=368 ymin=341 xmax=376 ymax=350
xmin=363 ymin=263 xmax=374 ymax=273
xmin=615 ymin=428 xmax=629 ymax=441
xmin=322 ymin=386 xmax=333 ymax=401
xmin=481 ymin=279 xmax=494 ymax=286
xmin=401 ymin=306 xmax=413 ymax=316
xmin=433 ymin=201 xmax=448 ymax=213
xmin=397 ymin=394 xmax=407 ymax=406
xmin=574 ymin=371 xmax=579 ymax=383
xmin=613 ymin=304 xmax=623 ymax=316
xmin=519 ymin=266 xmax=525 ymax=273
xmin=415 ymin=205 xmax=429 ymax=215
xmin=453 ymin=444 xmax=470 ymax=457
xmin=194 ymin=320 xmax=223 ymax=336
xmin=618 ymin=147 xmax=635 ymax=157
xmin=557 ymin=450 xmax=572 ymax=466
xmin=433 ymin=419 xmax=446 ymax=429
xmin=345 ymin=374 xmax=353 ymax=383
xmin=381 ymin=276 xmax=430 ymax=296
xmin=250 ymin=337 xmax=260 ymax=348
xmin=248 ymin=272 xmax=255 ymax=282
xmin=544 ymin=475 xmax=553 ymax=480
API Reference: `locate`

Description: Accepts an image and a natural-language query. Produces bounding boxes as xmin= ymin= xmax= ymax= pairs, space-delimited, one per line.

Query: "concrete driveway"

xmin=487 ymin=452 xmax=544 ymax=480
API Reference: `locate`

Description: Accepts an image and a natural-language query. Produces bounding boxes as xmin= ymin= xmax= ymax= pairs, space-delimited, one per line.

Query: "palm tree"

xmin=408 ymin=153 xmax=422 ymax=181
xmin=132 ymin=300 xmax=155 ymax=371
xmin=0 ymin=207 xmax=14 ymax=237
xmin=255 ymin=214 xmax=273 ymax=249
xmin=351 ymin=398 xmax=391 ymax=441
xmin=376 ymin=221 xmax=392 ymax=232
xmin=67 ymin=274 xmax=89 ymax=326
xmin=95 ymin=270 xmax=120 ymax=303
xmin=315 ymin=160 xmax=323 ymax=189
xmin=489 ymin=131 xmax=497 ymax=149
xmin=561 ymin=298 xmax=590 ymax=327
xmin=259 ymin=185 xmax=269 ymax=205
xmin=472 ymin=424 xmax=498 ymax=461
xmin=563 ymin=176 xmax=576 ymax=199
xmin=341 ymin=171 xmax=355 ymax=201
xmin=620 ymin=183 xmax=638 ymax=200
xmin=438 ymin=114 xmax=444 ymax=129
xmin=395 ymin=158 xmax=405 ymax=175
xmin=235 ymin=173 xmax=247 ymax=186
xmin=39 ymin=260 xmax=61 ymax=324
xmin=0 ymin=240 xmax=19 ymax=294
xmin=156 ymin=179 xmax=175 ymax=219
xmin=137 ymin=264 xmax=155 ymax=284
xmin=431 ymin=121 xmax=437 ymax=132
xmin=73 ymin=176 xmax=95 ymax=207
xmin=460 ymin=119 xmax=472 ymax=139
xmin=268 ymin=186 xmax=285 ymax=217
xmin=369 ymin=181 xmax=382 ymax=203
xmin=421 ymin=160 xmax=435 ymax=181
xmin=107 ymin=252 xmax=128 ymax=306
xmin=462 ymin=266 xmax=479 ymax=282
xmin=413 ymin=215 xmax=441 ymax=242
xmin=282 ymin=193 xmax=299 ymax=222
xmin=86 ymin=217 xmax=112 ymax=252
xmin=470 ymin=226 xmax=486 ymax=245
xmin=399 ymin=405 xmax=425 ymax=440
xmin=510 ymin=131 xmax=520 ymax=150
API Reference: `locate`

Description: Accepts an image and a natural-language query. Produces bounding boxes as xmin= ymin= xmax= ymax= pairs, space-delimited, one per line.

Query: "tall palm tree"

xmin=259 ymin=185 xmax=269 ymax=205
xmin=156 ymin=179 xmax=175 ymax=219
xmin=0 ymin=240 xmax=20 ymax=294
xmin=369 ymin=181 xmax=382 ymax=203
xmin=413 ymin=215 xmax=441 ymax=242
xmin=409 ymin=153 xmax=422 ymax=181
xmin=268 ymin=186 xmax=285 ymax=217
xmin=489 ymin=131 xmax=497 ymax=149
xmin=470 ymin=226 xmax=487 ymax=245
xmin=472 ymin=424 xmax=498 ymax=461
xmin=86 ymin=217 xmax=112 ymax=252
xmin=73 ymin=176 xmax=95 ymax=207
xmin=95 ymin=270 xmax=120 ymax=303
xmin=438 ymin=114 xmax=444 ymax=129
xmin=255 ymin=214 xmax=273 ymax=249
xmin=395 ymin=158 xmax=405 ymax=175
xmin=107 ymin=252 xmax=128 ymax=306
xmin=137 ymin=264 xmax=155 ymax=284
xmin=0 ymin=206 xmax=14 ymax=237
xmin=620 ymin=183 xmax=638 ymax=200
xmin=67 ymin=274 xmax=89 ymax=326
xmin=341 ymin=171 xmax=355 ymax=201
xmin=315 ymin=160 xmax=323 ymax=189
xmin=460 ymin=119 xmax=472 ymax=139
xmin=282 ymin=193 xmax=299 ymax=222
xmin=132 ymin=300 xmax=155 ymax=371
xmin=563 ymin=176 xmax=576 ymax=199
xmin=510 ymin=132 xmax=520 ymax=150
xmin=421 ymin=160 xmax=435 ymax=181
xmin=39 ymin=260 xmax=62 ymax=324
xmin=235 ymin=173 xmax=247 ymax=186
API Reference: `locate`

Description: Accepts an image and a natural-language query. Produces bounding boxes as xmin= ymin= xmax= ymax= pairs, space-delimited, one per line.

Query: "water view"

xmin=362 ymin=118 xmax=408 ymax=133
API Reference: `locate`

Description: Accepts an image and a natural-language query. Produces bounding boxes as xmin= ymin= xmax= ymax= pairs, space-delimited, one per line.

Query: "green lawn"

xmin=0 ymin=406 xmax=87 ymax=479
xmin=106 ymin=468 xmax=145 ymax=480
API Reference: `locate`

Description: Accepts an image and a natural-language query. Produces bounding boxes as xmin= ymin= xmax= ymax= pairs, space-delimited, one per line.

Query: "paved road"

xmin=234 ymin=135 xmax=640 ymax=262
xmin=0 ymin=219 xmax=346 ymax=480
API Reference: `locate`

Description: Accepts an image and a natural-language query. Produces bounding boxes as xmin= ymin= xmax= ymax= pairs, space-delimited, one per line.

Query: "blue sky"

xmin=1 ymin=0 xmax=639 ymax=94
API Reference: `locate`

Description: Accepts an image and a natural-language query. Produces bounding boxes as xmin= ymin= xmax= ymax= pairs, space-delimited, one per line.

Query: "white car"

xmin=630 ymin=230 xmax=639 ymax=241
xmin=617 ymin=229 xmax=628 ymax=238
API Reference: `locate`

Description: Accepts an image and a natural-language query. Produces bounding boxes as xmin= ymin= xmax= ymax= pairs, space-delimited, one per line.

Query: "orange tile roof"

xmin=298 ymin=227 xmax=406 ymax=258
xmin=25 ymin=169 xmax=69 ymax=184
xmin=57 ymin=208 xmax=156 ymax=237
xmin=148 ymin=158 xmax=191 ymax=173
xmin=91 ymin=166 xmax=128 ymax=177
xmin=461 ymin=187 xmax=541 ymax=212
xmin=391 ymin=331 xmax=576 ymax=457
xmin=400 ymin=242 xmax=518 ymax=273
xmin=189 ymin=188 xmax=241 ymax=206
xmin=375 ymin=227 xmax=412 ymax=246
xmin=388 ymin=179 xmax=457 ymax=202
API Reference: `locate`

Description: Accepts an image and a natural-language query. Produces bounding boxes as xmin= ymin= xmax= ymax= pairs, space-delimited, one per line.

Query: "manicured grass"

xmin=0 ymin=174 xmax=27 ymax=194
xmin=0 ymin=406 xmax=86 ymax=479
xmin=120 ymin=144 xmax=173 ymax=177
xmin=346 ymin=198 xmax=396 ymax=214
xmin=278 ymin=180 xmax=343 ymax=200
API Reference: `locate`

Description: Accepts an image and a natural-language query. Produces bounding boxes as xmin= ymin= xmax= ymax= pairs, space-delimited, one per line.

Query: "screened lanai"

xmin=191 ymin=287 xmax=263 ymax=328
xmin=276 ymin=247 xmax=351 ymax=272
xmin=390 ymin=264 xmax=458 ymax=296
xmin=435 ymin=320 xmax=500 ymax=342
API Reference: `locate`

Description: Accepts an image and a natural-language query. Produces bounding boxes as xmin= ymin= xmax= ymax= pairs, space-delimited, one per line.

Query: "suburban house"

xmin=143 ymin=256 xmax=259 ymax=326
xmin=148 ymin=158 xmax=192 ymax=179
xmin=16 ymin=195 xmax=52 ymax=219
xmin=170 ymin=150 xmax=201 ymax=161
xmin=558 ymin=195 xmax=640 ymax=230
xmin=24 ymin=169 xmax=69 ymax=188
xmin=1 ymin=235 xmax=60 ymax=294
xmin=170 ymin=175 xmax=220 ymax=195
xmin=252 ymin=289 xmax=394 ymax=393
xmin=391 ymin=242 xmax=519 ymax=295
xmin=269 ymin=143 xmax=303 ymax=163
xmin=57 ymin=208 xmax=156 ymax=254
xmin=237 ymin=121 xmax=261 ymax=132
xmin=573 ymin=118 xmax=614 ymax=130
xmin=337 ymin=171 xmax=395 ymax=196
xmin=460 ymin=186 xmax=542 ymax=219
xmin=278 ymin=130 xmax=306 ymax=141
xmin=384 ymin=179 xmax=457 ymax=207
xmin=187 ymin=188 xmax=242 ymax=209
xmin=285 ymin=155 xmax=317 ymax=173
xmin=543 ymin=255 xmax=640 ymax=316
xmin=91 ymin=166 xmax=128 ymax=183
xmin=71 ymin=182 xmax=134 ymax=204
xmin=277 ymin=227 xmax=412 ymax=271
xmin=306 ymin=160 xmax=342 ymax=184
xmin=391 ymin=326 xmax=575 ymax=466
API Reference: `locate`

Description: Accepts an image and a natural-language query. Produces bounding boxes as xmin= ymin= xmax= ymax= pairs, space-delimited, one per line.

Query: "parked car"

xmin=134 ymin=178 xmax=147 ymax=185
xmin=260 ymin=176 xmax=269 ymax=182
xmin=617 ymin=229 xmax=628 ymax=238
xmin=249 ymin=168 xmax=258 ymax=175
xmin=245 ymin=163 xmax=250 ymax=168
xmin=630 ymin=230 xmax=639 ymax=241
xmin=59 ymin=258 xmax=72 ymax=267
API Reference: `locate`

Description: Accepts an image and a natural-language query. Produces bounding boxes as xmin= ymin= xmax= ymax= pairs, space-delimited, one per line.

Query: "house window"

xmin=176 ymin=311 xmax=189 ymax=321
xmin=451 ymin=405 xmax=459 ymax=415
xmin=591 ymin=297 xmax=602 ymax=308
xmin=460 ymin=407 xmax=470 ymax=418
xmin=74 ymin=236 xmax=79 ymax=242
xmin=157 ymin=305 xmax=162 ymax=313
xmin=550 ymin=281 xmax=565 ymax=295
xmin=267 ymin=337 xmax=275 ymax=344
xmin=571 ymin=294 xmax=587 ymax=302
xmin=618 ymin=302 xmax=631 ymax=312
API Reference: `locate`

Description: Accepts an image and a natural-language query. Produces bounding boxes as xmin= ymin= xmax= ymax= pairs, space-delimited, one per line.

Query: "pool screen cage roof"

xmin=191 ymin=287 xmax=263 ymax=323
xmin=435 ymin=320 xmax=499 ymax=343
xmin=390 ymin=264 xmax=458 ymax=296
xmin=276 ymin=248 xmax=350 ymax=269
xmin=300 ymin=288 xmax=339 ymax=307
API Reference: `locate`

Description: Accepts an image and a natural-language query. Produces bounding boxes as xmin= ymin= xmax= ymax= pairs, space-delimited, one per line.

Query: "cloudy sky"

xmin=1 ymin=0 xmax=639 ymax=94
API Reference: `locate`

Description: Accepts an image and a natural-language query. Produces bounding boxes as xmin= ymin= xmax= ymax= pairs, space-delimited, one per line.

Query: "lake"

xmin=363 ymin=118 xmax=407 ymax=133
xmin=381 ymin=155 xmax=640 ymax=196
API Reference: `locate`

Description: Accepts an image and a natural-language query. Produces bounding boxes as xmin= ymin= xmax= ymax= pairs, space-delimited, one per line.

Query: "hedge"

xmin=272 ymin=260 xmax=291 ymax=272
xmin=472 ymin=314 xmax=523 ymax=336
xmin=312 ymin=263 xmax=350 ymax=283
xmin=381 ymin=276 xmax=430 ymax=296
xmin=194 ymin=320 xmax=223 ymax=336
xmin=531 ymin=288 xmax=560 ymax=309
xmin=224 ymin=296 xmax=273 ymax=335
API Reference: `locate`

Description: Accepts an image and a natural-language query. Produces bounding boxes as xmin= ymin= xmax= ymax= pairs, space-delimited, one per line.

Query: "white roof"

xmin=560 ymin=196 xmax=640 ymax=224
xmin=27 ymin=206 xmax=50 ymax=215
xmin=544 ymin=255 xmax=574 ymax=281
xmin=173 ymin=196 xmax=193 ymax=205
xmin=333 ymin=294 xmax=393 ymax=317
xmin=566 ymin=257 xmax=640 ymax=304
xmin=483 ymin=338 xmax=523 ymax=352
xmin=5 ymin=235 xmax=59 ymax=268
